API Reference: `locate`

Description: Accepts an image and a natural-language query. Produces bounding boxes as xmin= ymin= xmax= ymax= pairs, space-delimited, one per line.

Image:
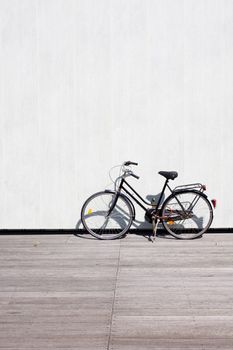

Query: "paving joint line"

xmin=107 ymin=240 xmax=121 ymax=350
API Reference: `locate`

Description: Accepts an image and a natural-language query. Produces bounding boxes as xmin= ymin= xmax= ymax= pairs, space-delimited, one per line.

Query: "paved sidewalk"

xmin=0 ymin=233 xmax=233 ymax=349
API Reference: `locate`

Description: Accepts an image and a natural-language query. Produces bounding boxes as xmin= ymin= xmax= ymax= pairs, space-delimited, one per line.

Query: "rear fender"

xmin=162 ymin=189 xmax=210 ymax=214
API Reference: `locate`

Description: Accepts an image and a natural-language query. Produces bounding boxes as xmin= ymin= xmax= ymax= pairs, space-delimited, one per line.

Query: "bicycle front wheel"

xmin=81 ymin=191 xmax=133 ymax=240
xmin=161 ymin=190 xmax=213 ymax=239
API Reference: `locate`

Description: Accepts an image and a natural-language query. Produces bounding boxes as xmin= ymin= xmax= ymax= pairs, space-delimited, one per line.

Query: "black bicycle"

xmin=81 ymin=161 xmax=216 ymax=240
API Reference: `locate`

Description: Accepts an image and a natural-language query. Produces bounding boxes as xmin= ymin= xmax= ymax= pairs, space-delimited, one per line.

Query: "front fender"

xmin=104 ymin=190 xmax=136 ymax=220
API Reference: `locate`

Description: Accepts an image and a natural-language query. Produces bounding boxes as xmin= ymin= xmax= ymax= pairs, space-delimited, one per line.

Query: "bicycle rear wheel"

xmin=81 ymin=191 xmax=133 ymax=240
xmin=161 ymin=190 xmax=213 ymax=239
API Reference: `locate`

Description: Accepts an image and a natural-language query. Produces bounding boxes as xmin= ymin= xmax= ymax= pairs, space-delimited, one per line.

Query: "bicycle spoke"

xmin=162 ymin=191 xmax=213 ymax=239
xmin=81 ymin=191 xmax=133 ymax=240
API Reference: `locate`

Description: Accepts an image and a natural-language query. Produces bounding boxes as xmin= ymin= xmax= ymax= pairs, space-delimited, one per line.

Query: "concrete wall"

xmin=0 ymin=0 xmax=232 ymax=229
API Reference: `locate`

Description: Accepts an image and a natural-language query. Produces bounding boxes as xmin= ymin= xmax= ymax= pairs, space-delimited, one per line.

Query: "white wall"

xmin=0 ymin=0 xmax=232 ymax=229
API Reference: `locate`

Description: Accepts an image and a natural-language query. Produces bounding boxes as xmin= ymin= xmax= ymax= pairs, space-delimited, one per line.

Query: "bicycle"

xmin=81 ymin=161 xmax=216 ymax=240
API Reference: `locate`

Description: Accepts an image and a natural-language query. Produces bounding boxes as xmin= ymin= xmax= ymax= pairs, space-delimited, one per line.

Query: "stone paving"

xmin=0 ymin=233 xmax=233 ymax=349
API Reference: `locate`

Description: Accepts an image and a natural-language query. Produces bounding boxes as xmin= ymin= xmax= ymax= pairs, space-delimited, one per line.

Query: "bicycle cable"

xmin=108 ymin=163 xmax=132 ymax=192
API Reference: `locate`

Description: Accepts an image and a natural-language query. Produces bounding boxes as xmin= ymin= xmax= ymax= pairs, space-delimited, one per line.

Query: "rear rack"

xmin=173 ymin=183 xmax=205 ymax=192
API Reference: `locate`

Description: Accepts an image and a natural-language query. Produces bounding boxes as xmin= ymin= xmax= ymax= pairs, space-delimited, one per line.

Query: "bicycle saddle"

xmin=158 ymin=171 xmax=178 ymax=180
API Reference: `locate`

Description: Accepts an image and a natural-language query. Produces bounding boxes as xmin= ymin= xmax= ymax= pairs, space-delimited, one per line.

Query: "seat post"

xmin=155 ymin=179 xmax=169 ymax=211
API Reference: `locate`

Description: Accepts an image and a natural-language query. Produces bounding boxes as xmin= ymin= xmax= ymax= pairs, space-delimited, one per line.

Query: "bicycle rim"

xmin=81 ymin=191 xmax=133 ymax=240
xmin=161 ymin=191 xmax=213 ymax=239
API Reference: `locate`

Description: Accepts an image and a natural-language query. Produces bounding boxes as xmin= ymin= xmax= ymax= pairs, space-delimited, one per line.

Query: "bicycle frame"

xmin=115 ymin=177 xmax=171 ymax=214
xmin=107 ymin=176 xmax=206 ymax=221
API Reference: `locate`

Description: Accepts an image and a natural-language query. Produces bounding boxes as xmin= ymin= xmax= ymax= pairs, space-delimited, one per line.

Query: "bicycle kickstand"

xmin=152 ymin=216 xmax=159 ymax=242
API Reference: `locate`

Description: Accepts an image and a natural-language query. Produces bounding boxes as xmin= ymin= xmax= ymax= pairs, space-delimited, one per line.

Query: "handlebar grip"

xmin=124 ymin=161 xmax=138 ymax=166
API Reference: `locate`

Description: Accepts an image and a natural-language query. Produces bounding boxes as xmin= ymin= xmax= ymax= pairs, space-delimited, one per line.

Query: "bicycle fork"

xmin=106 ymin=192 xmax=119 ymax=218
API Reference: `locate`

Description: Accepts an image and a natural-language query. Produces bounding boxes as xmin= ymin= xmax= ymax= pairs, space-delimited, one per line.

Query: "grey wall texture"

xmin=0 ymin=0 xmax=232 ymax=229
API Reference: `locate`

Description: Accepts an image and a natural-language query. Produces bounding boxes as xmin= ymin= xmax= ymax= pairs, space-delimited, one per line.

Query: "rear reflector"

xmin=211 ymin=199 xmax=217 ymax=208
xmin=202 ymin=185 xmax=206 ymax=191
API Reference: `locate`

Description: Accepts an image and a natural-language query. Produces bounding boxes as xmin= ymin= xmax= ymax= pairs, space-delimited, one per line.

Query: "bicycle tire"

xmin=81 ymin=191 xmax=134 ymax=240
xmin=161 ymin=190 xmax=213 ymax=240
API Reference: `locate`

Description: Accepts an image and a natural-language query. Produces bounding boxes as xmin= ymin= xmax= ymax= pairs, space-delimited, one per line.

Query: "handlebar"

xmin=123 ymin=161 xmax=139 ymax=179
